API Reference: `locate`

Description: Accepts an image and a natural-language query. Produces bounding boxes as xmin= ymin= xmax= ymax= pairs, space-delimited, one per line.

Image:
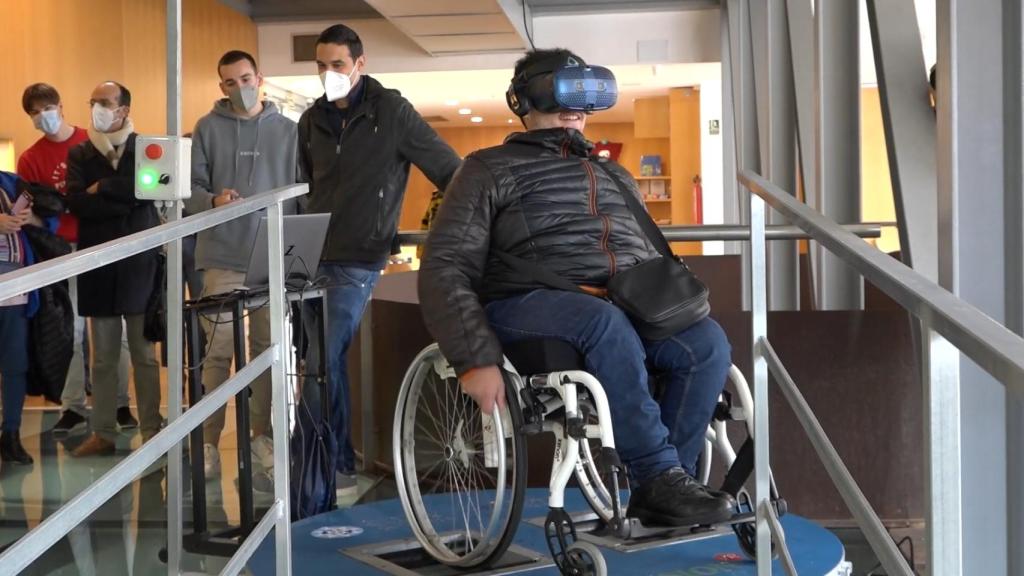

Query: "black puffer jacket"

xmin=298 ymin=76 xmax=461 ymax=265
xmin=419 ymin=128 xmax=659 ymax=374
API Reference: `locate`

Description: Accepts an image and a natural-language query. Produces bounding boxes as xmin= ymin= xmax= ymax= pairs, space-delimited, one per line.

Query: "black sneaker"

xmin=0 ymin=431 xmax=34 ymax=465
xmin=627 ymin=467 xmax=735 ymax=527
xmin=117 ymin=407 xmax=139 ymax=430
xmin=52 ymin=411 xmax=88 ymax=436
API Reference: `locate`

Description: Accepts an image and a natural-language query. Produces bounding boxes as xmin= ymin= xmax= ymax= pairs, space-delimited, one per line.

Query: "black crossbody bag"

xmin=497 ymin=160 xmax=710 ymax=340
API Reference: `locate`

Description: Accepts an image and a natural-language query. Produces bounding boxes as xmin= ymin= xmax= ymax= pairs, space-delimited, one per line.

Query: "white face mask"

xmin=92 ymin=103 xmax=120 ymax=132
xmin=33 ymin=108 xmax=62 ymax=136
xmin=320 ymin=69 xmax=357 ymax=102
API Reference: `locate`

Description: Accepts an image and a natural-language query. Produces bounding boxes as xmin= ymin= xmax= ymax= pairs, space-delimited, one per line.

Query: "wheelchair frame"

xmin=393 ymin=344 xmax=782 ymax=576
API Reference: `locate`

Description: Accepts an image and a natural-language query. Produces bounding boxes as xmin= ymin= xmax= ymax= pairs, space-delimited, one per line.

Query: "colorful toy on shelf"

xmin=640 ymin=154 xmax=662 ymax=176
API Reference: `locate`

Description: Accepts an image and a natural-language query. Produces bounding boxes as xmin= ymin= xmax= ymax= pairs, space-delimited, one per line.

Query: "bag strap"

xmin=494 ymin=250 xmax=587 ymax=295
xmin=592 ymin=161 xmax=675 ymax=260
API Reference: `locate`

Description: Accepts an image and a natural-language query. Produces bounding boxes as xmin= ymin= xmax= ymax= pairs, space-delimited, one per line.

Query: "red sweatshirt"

xmin=17 ymin=126 xmax=89 ymax=243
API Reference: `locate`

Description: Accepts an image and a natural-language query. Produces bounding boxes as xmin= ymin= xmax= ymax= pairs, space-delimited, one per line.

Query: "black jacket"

xmin=298 ymin=75 xmax=461 ymax=265
xmin=418 ymin=128 xmax=659 ymax=374
xmin=67 ymin=134 xmax=160 ymax=317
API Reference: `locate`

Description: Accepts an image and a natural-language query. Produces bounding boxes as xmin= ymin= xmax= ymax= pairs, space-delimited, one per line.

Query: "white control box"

xmin=135 ymin=135 xmax=191 ymax=202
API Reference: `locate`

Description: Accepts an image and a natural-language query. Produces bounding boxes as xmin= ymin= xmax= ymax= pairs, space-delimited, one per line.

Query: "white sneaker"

xmin=251 ymin=435 xmax=275 ymax=470
xmin=336 ymin=472 xmax=358 ymax=498
xmin=203 ymin=443 xmax=221 ymax=478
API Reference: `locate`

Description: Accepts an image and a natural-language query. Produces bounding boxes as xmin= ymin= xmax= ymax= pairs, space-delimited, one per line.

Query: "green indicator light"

xmin=138 ymin=169 xmax=158 ymax=190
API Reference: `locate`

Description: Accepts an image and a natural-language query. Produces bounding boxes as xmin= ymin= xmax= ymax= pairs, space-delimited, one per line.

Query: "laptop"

xmin=243 ymin=213 xmax=330 ymax=290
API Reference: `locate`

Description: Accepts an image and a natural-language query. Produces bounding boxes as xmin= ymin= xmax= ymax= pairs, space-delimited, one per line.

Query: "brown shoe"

xmin=71 ymin=434 xmax=116 ymax=457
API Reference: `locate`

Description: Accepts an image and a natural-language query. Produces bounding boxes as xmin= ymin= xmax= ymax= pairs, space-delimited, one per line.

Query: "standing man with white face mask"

xmin=186 ymin=50 xmax=298 ymax=478
xmin=66 ymin=81 xmax=162 ymax=457
xmin=297 ymin=23 xmax=460 ymax=498
xmin=17 ymin=83 xmax=137 ymax=437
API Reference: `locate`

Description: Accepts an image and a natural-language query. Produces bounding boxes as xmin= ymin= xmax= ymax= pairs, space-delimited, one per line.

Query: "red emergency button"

xmin=145 ymin=144 xmax=163 ymax=160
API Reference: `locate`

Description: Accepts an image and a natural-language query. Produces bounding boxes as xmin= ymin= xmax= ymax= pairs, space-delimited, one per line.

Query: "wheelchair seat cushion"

xmin=502 ymin=339 xmax=586 ymax=375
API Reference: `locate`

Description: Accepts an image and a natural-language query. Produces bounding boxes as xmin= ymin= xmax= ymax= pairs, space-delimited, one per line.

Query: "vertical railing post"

xmin=749 ymin=189 xmax=770 ymax=573
xmin=922 ymin=324 xmax=963 ymax=575
xmin=165 ymin=0 xmax=184 ymax=574
xmin=266 ymin=201 xmax=292 ymax=574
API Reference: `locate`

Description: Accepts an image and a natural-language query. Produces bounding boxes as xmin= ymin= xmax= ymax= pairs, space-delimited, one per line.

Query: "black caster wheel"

xmin=563 ymin=541 xmax=607 ymax=576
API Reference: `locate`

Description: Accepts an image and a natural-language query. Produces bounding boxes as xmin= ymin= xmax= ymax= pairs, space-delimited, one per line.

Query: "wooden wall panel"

xmin=182 ymin=0 xmax=260 ymax=133
xmin=401 ymin=122 xmax=676 ymax=231
xmin=0 ymin=0 xmax=257 ymax=161
xmin=633 ymin=96 xmax=671 ymax=139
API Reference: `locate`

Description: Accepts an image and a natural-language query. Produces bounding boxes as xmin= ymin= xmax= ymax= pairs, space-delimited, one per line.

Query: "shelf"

xmin=644 ymin=198 xmax=671 ymax=204
xmin=635 ymin=176 xmax=672 ymax=181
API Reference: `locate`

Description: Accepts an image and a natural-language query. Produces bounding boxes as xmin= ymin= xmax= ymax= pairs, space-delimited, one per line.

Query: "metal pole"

xmin=266 ymin=201 xmax=293 ymax=575
xmin=734 ymin=0 xmax=760 ymax=310
xmin=1003 ymin=1 xmax=1024 ymax=572
xmin=814 ymin=0 xmax=863 ymax=311
xmin=720 ymin=0 xmax=741 ymax=258
xmin=765 ymin=0 xmax=799 ymax=311
xmin=165 ymin=0 xmax=184 ymax=574
xmin=921 ymin=326 xmax=963 ymax=576
xmin=749 ymin=194 xmax=771 ymax=573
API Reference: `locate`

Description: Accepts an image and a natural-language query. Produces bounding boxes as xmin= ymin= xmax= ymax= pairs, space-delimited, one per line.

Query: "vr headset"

xmin=506 ymin=53 xmax=618 ymax=117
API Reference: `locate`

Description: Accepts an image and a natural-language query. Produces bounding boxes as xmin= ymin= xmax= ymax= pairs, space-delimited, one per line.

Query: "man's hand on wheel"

xmin=458 ymin=365 xmax=506 ymax=415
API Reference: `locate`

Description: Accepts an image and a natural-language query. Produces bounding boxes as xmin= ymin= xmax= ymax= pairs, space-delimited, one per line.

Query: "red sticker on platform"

xmin=714 ymin=553 xmax=744 ymax=563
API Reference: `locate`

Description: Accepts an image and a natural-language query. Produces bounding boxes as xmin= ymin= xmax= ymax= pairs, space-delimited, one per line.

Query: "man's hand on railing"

xmin=213 ymin=188 xmax=241 ymax=207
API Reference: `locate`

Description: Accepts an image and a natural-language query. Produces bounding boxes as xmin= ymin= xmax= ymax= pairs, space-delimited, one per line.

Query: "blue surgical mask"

xmin=33 ymin=108 xmax=62 ymax=136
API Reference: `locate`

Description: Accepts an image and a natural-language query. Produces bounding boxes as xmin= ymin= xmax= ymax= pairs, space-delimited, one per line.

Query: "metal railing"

xmin=0 ymin=184 xmax=307 ymax=576
xmin=395 ymin=222 xmax=889 ymax=246
xmin=740 ymin=168 xmax=1024 ymax=575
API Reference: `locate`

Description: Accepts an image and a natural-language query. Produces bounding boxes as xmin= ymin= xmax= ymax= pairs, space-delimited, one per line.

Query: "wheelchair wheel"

xmin=576 ymin=427 xmax=628 ymax=525
xmin=732 ymin=490 xmax=778 ymax=561
xmin=564 ymin=541 xmax=608 ymax=576
xmin=394 ymin=344 xmax=527 ymax=568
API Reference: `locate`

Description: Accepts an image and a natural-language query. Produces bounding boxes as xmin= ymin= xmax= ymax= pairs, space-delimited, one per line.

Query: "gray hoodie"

xmin=188 ymin=99 xmax=298 ymax=272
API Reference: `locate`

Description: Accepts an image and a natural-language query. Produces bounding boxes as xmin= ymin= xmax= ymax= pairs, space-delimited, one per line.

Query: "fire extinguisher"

xmin=692 ymin=174 xmax=704 ymax=224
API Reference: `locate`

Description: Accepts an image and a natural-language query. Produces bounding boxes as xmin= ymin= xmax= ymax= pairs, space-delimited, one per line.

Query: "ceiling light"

xmin=445 ymin=99 xmax=459 ymax=106
xmin=507 ymin=119 xmax=515 ymax=124
xmin=470 ymin=116 xmax=483 ymax=123
xmin=458 ymin=108 xmax=472 ymax=115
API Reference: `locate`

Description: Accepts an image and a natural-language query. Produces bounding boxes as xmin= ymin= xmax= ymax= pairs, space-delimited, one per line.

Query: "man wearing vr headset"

xmin=419 ymin=49 xmax=734 ymax=527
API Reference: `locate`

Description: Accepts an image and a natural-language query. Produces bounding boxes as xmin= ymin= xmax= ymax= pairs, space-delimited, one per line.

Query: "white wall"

xmin=859 ymin=0 xmax=937 ymax=85
xmin=257 ymin=9 xmax=721 ymax=76
xmin=531 ymin=9 xmax=721 ymax=66
xmin=259 ymin=18 xmax=523 ymax=76
xmin=699 ymin=75 xmax=725 ymax=255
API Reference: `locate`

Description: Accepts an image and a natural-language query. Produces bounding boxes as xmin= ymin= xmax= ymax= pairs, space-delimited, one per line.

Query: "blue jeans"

xmin=485 ymin=290 xmax=731 ymax=483
xmin=0 ymin=305 xmax=28 ymax=432
xmin=304 ymin=263 xmax=380 ymax=474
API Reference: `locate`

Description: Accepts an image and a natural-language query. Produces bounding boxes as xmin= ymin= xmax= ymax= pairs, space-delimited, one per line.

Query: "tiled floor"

xmin=0 ymin=406 xmax=379 ymax=576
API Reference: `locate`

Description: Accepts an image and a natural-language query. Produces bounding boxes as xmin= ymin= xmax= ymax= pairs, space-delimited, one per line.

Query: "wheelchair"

xmin=393 ymin=339 xmax=785 ymax=575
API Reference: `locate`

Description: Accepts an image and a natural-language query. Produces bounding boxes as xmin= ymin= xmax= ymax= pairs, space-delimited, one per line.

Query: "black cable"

xmin=866 ymin=535 xmax=918 ymax=576
xmin=522 ymin=0 xmax=536 ymax=50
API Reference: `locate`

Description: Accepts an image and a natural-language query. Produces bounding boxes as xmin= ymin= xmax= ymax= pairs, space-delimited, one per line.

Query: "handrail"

xmin=760 ymin=338 xmax=914 ymax=576
xmin=394 ymin=222 xmax=888 ymax=247
xmin=219 ymin=500 xmax=285 ymax=576
xmin=760 ymin=499 xmax=797 ymax=576
xmin=0 ymin=346 xmax=277 ymax=575
xmin=0 ymin=184 xmax=308 ymax=303
xmin=740 ymin=169 xmax=1024 ymax=395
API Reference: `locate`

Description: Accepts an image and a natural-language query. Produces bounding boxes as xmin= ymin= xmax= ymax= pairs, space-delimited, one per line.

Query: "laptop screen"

xmin=243 ymin=214 xmax=330 ymax=289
